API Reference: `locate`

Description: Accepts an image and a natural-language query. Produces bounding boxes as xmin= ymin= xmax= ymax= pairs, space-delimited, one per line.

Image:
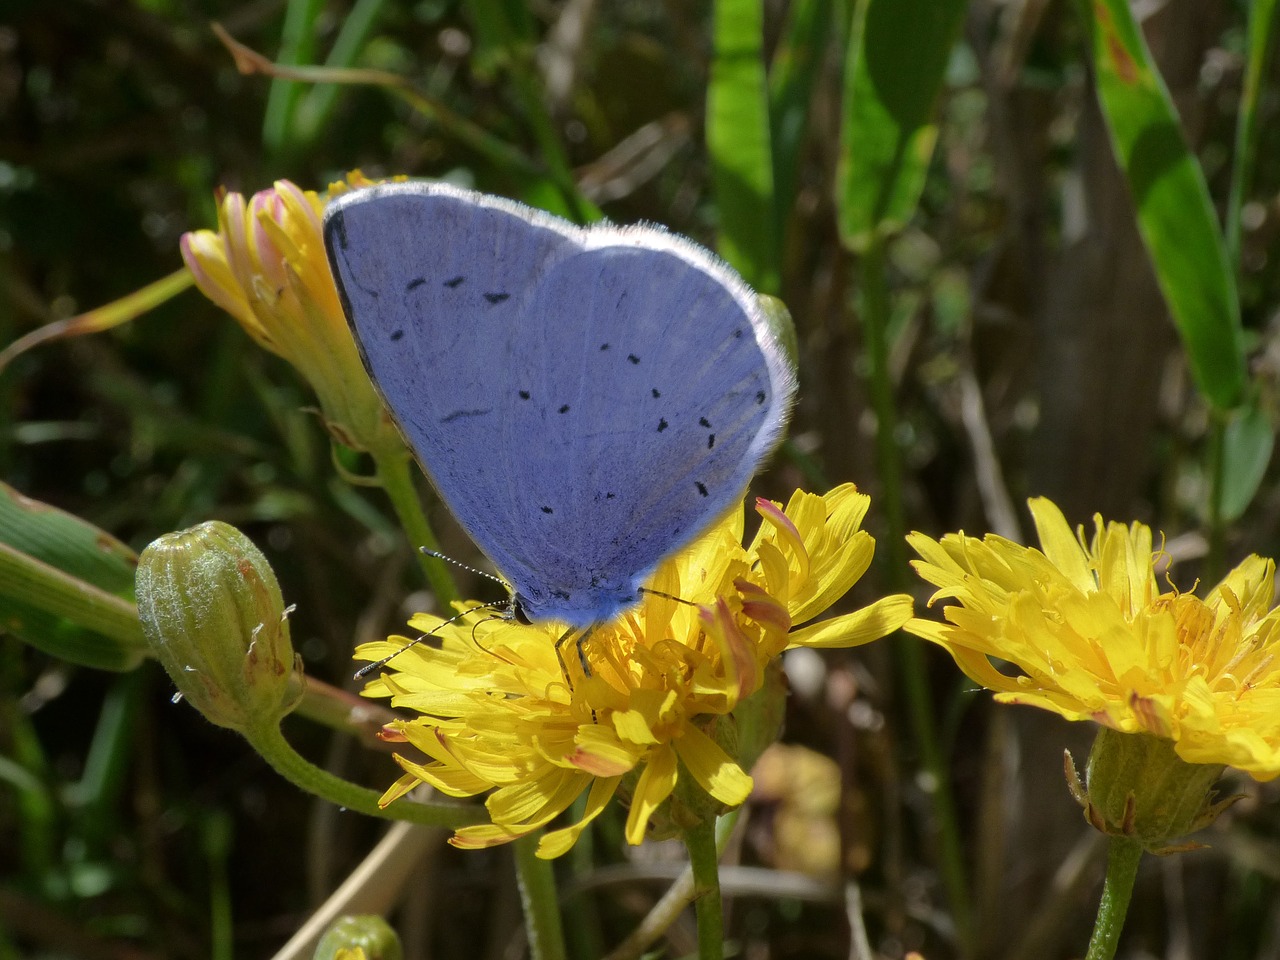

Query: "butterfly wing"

xmin=324 ymin=182 xmax=795 ymax=626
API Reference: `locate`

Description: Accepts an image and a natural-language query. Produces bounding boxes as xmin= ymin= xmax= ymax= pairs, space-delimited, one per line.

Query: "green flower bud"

xmin=313 ymin=915 xmax=402 ymax=960
xmin=1074 ymin=727 xmax=1234 ymax=852
xmin=136 ymin=521 xmax=302 ymax=732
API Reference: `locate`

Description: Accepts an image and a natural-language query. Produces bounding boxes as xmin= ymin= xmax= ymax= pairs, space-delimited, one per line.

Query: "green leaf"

xmin=291 ymin=0 xmax=392 ymax=149
xmin=708 ymin=0 xmax=778 ymax=292
xmin=1226 ymin=0 xmax=1280 ymax=266
xmin=0 ymin=483 xmax=145 ymax=671
xmin=263 ymin=0 xmax=326 ymax=158
xmin=1220 ymin=400 xmax=1274 ymax=523
xmin=836 ymin=0 xmax=966 ymax=250
xmin=1088 ymin=0 xmax=1245 ymax=411
xmin=769 ymin=0 xmax=835 ymax=241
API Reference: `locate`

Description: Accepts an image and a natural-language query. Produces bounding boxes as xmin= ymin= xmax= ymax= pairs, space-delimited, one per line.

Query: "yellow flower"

xmin=907 ymin=496 xmax=1280 ymax=780
xmin=360 ymin=484 xmax=912 ymax=858
xmin=180 ymin=173 xmax=401 ymax=455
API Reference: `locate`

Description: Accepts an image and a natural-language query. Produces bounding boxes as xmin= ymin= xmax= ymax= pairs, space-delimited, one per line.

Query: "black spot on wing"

xmin=444 ymin=276 xmax=465 ymax=288
xmin=707 ymin=434 xmax=715 ymax=449
xmin=484 ymin=292 xmax=510 ymax=304
xmin=390 ymin=329 xmax=405 ymax=341
xmin=657 ymin=418 xmax=668 ymax=433
xmin=541 ymin=506 xmax=554 ymax=514
xmin=734 ymin=329 xmax=744 ymax=338
xmin=695 ymin=482 xmax=708 ymax=497
xmin=651 ymin=388 xmax=661 ymax=398
xmin=600 ymin=343 xmax=610 ymax=351
xmin=440 ymin=408 xmax=493 ymax=424
xmin=559 ymin=404 xmax=570 ymax=414
xmin=756 ymin=390 xmax=767 ymax=404
xmin=519 ymin=390 xmax=531 ymax=400
xmin=627 ymin=354 xmax=641 ymax=365
xmin=407 ymin=277 xmax=426 ymax=290
xmin=699 ymin=417 xmax=711 ymax=428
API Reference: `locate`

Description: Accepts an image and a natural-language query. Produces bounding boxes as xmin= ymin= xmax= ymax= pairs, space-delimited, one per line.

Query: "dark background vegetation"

xmin=3 ymin=1 xmax=1280 ymax=958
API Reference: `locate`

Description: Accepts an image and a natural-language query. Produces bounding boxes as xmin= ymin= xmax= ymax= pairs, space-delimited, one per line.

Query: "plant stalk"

xmin=859 ymin=234 xmax=973 ymax=949
xmin=1084 ymin=837 xmax=1143 ymax=960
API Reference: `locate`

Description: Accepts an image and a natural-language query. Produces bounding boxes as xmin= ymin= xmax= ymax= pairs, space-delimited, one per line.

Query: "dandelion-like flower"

xmin=180 ymin=174 xmax=401 ymax=455
xmin=360 ymin=484 xmax=912 ymax=858
xmin=907 ymin=497 xmax=1280 ymax=846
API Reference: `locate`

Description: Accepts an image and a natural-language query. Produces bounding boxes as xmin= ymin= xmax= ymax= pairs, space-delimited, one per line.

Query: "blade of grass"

xmin=0 ymin=269 xmax=193 ymax=375
xmin=1086 ymin=0 xmax=1245 ymax=412
xmin=263 ymin=0 xmax=326 ymax=159
xmin=465 ymin=0 xmax=586 ymax=218
xmin=0 ymin=483 xmax=145 ymax=670
xmin=836 ymin=0 xmax=967 ymax=250
xmin=1219 ymin=398 xmax=1274 ymax=524
xmin=1226 ymin=0 xmax=1279 ymax=268
xmin=708 ymin=0 xmax=778 ymax=292
xmin=291 ymin=0 xmax=391 ymax=149
xmin=768 ymin=0 xmax=834 ymax=245
xmin=836 ymin=0 xmax=970 ymax=945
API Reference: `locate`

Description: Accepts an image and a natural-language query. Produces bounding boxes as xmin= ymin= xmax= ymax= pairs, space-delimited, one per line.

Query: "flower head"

xmin=906 ymin=497 xmax=1280 ymax=780
xmin=180 ymin=174 xmax=401 ymax=455
xmin=360 ymin=484 xmax=912 ymax=857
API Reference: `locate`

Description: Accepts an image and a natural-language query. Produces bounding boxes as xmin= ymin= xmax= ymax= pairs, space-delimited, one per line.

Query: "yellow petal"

xmin=624 ymin=745 xmax=679 ymax=845
xmin=788 ymin=594 xmax=913 ymax=649
xmin=675 ymin=722 xmax=753 ymax=805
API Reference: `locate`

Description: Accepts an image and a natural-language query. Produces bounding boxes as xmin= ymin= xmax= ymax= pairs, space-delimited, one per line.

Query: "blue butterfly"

xmin=324 ymin=182 xmax=795 ymax=627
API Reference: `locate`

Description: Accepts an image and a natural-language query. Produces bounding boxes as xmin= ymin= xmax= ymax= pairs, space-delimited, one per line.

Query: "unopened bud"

xmin=136 ymin=522 xmax=302 ymax=732
xmin=314 ymin=915 xmax=402 ymax=960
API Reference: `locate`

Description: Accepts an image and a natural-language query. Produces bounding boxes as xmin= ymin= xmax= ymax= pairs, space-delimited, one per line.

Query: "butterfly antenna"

xmin=420 ymin=548 xmax=509 ymax=587
xmin=353 ymin=600 xmax=507 ymax=680
xmin=637 ymin=586 xmax=700 ymax=608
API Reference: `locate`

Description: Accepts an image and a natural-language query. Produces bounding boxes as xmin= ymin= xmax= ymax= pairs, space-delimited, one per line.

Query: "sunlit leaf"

xmin=1088 ymin=0 xmax=1245 ymax=411
xmin=836 ymin=0 xmax=966 ymax=250
xmin=708 ymin=0 xmax=778 ymax=292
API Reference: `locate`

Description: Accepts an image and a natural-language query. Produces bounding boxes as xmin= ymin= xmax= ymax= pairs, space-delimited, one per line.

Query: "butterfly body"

xmin=324 ymin=182 xmax=795 ymax=627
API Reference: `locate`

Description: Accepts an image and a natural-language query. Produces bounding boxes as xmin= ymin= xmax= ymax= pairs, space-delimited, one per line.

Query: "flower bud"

xmin=314 ymin=915 xmax=402 ymax=960
xmin=180 ymin=175 xmax=404 ymax=458
xmin=1076 ymin=727 xmax=1232 ymax=852
xmin=136 ymin=521 xmax=302 ymax=732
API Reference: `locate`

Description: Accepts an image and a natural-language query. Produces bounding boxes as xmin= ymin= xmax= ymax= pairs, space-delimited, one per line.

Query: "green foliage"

xmin=1089 ymin=0 xmax=1245 ymax=412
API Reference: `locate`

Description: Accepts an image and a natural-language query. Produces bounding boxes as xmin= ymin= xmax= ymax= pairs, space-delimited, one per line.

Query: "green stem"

xmin=1084 ymin=837 xmax=1143 ymax=960
xmin=684 ymin=819 xmax=724 ymax=960
xmin=859 ymin=236 xmax=973 ymax=949
xmin=1205 ymin=413 xmax=1226 ymax=584
xmin=373 ymin=451 xmax=459 ymax=606
xmin=246 ymin=721 xmax=480 ymax=830
xmin=513 ymin=835 xmax=568 ymax=960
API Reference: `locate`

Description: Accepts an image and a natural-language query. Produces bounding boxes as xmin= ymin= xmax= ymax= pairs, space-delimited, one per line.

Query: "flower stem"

xmin=513 ymin=835 xmax=568 ymax=960
xmin=1084 ymin=837 xmax=1143 ymax=960
xmin=373 ymin=451 xmax=459 ymax=606
xmin=1206 ymin=412 xmax=1227 ymax=584
xmin=246 ymin=720 xmax=480 ymax=829
xmin=684 ymin=819 xmax=724 ymax=960
xmin=859 ymin=235 xmax=972 ymax=948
